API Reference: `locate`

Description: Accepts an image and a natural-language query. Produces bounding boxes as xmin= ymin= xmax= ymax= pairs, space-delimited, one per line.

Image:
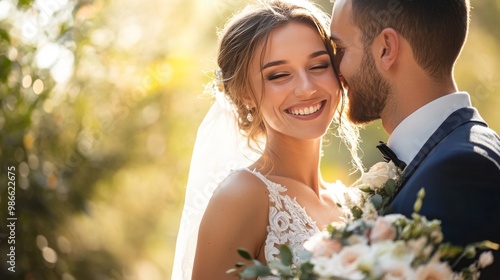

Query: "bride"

xmin=172 ymin=0 xmax=362 ymax=279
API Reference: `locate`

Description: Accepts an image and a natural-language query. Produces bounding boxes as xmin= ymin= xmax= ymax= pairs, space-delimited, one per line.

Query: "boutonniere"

xmin=351 ymin=161 xmax=405 ymax=218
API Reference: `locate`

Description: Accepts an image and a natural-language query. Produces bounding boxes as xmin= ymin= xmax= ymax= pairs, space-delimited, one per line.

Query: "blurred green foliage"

xmin=0 ymin=0 xmax=498 ymax=279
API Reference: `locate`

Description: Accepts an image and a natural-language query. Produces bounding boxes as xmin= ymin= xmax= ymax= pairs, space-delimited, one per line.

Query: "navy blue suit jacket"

xmin=390 ymin=107 xmax=500 ymax=278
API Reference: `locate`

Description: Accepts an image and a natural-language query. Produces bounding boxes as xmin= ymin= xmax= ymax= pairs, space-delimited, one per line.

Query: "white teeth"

xmin=289 ymin=103 xmax=322 ymax=116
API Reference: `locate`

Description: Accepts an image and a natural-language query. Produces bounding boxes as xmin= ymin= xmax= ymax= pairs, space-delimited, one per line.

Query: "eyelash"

xmin=268 ymin=73 xmax=288 ymax=80
xmin=311 ymin=64 xmax=329 ymax=70
xmin=267 ymin=63 xmax=330 ymax=80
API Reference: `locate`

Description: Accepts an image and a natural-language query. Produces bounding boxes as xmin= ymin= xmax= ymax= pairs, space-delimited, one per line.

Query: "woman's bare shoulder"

xmin=213 ymin=169 xmax=270 ymax=199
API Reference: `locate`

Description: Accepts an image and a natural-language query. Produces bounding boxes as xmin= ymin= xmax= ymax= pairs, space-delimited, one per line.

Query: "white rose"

xmin=377 ymin=257 xmax=415 ymax=280
xmin=362 ymin=161 xmax=398 ymax=190
xmin=346 ymin=234 xmax=369 ymax=245
xmin=382 ymin=214 xmax=407 ymax=224
xmin=311 ymin=256 xmax=339 ymax=277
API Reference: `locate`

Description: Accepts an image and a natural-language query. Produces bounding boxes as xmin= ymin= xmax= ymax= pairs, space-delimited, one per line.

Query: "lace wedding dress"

xmin=239 ymin=168 xmax=353 ymax=280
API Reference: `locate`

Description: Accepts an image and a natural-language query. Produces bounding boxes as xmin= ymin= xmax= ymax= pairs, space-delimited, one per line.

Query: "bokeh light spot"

xmin=36 ymin=235 xmax=48 ymax=250
xmin=19 ymin=162 xmax=30 ymax=177
xmin=33 ymin=79 xmax=44 ymax=94
xmin=42 ymin=247 xmax=58 ymax=264
xmin=22 ymin=75 xmax=32 ymax=88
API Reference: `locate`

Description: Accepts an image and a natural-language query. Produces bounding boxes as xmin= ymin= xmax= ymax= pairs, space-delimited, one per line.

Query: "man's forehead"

xmin=330 ymin=0 xmax=352 ymax=37
xmin=331 ymin=0 xmax=364 ymax=47
xmin=331 ymin=0 xmax=352 ymax=23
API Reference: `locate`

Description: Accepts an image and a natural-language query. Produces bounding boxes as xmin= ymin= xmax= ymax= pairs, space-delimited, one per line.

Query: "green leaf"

xmin=370 ymin=194 xmax=383 ymax=209
xmin=0 ymin=56 xmax=12 ymax=82
xmin=17 ymin=0 xmax=34 ymax=8
xmin=384 ymin=179 xmax=396 ymax=196
xmin=0 ymin=28 xmax=10 ymax=43
xmin=383 ymin=196 xmax=390 ymax=205
xmin=237 ymin=248 xmax=253 ymax=260
xmin=351 ymin=206 xmax=362 ymax=219
xmin=359 ymin=186 xmax=372 ymax=192
xmin=299 ymin=262 xmax=315 ymax=279
xmin=297 ymin=249 xmax=313 ymax=262
xmin=279 ymin=245 xmax=294 ymax=266
xmin=240 ymin=265 xmax=272 ymax=278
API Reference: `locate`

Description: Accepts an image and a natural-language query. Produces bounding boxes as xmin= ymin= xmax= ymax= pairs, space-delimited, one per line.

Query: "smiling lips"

xmin=287 ymin=101 xmax=324 ymax=116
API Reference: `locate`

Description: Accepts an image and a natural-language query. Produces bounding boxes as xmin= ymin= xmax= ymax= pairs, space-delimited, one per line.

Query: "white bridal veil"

xmin=171 ymin=86 xmax=261 ymax=279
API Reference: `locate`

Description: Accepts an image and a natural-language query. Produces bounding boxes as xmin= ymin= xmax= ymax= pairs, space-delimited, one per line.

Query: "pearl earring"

xmin=245 ymin=105 xmax=253 ymax=122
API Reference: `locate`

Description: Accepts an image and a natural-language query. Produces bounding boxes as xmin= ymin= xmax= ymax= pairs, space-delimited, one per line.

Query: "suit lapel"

xmin=399 ymin=107 xmax=486 ymax=187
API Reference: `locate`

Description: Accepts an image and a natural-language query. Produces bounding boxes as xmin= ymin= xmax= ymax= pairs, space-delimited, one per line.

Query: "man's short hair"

xmin=350 ymin=0 xmax=470 ymax=79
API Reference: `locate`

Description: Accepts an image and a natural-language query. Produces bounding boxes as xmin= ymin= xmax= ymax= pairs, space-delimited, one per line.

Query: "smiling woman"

xmin=250 ymin=22 xmax=340 ymax=140
xmin=171 ymin=0 xmax=363 ymax=279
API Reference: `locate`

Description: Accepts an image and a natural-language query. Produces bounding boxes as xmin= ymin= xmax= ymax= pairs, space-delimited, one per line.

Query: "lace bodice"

xmin=242 ymin=168 xmax=354 ymax=280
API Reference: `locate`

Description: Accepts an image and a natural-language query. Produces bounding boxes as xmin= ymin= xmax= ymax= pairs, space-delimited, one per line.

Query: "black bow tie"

xmin=376 ymin=141 xmax=407 ymax=170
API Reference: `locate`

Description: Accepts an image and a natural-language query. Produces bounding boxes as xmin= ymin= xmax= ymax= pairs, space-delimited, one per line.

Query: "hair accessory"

xmin=214 ymin=69 xmax=224 ymax=92
xmin=215 ymin=69 xmax=222 ymax=82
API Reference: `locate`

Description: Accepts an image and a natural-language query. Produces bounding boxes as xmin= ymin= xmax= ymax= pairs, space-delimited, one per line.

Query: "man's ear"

xmin=374 ymin=28 xmax=400 ymax=71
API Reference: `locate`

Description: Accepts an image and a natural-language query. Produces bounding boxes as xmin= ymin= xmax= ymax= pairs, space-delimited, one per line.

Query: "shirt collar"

xmin=387 ymin=92 xmax=472 ymax=165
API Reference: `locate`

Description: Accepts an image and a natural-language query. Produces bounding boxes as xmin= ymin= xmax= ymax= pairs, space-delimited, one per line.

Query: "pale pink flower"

xmin=309 ymin=239 xmax=343 ymax=258
xmin=333 ymin=243 xmax=370 ymax=278
xmin=414 ymin=261 xmax=453 ymax=280
xmin=370 ymin=217 xmax=396 ymax=243
xmin=304 ymin=231 xmax=344 ymax=258
xmin=479 ymin=251 xmax=494 ymax=268
xmin=407 ymin=236 xmax=427 ymax=256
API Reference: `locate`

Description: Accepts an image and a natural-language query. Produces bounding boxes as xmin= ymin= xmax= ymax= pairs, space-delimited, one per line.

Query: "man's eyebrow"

xmin=261 ymin=50 xmax=329 ymax=71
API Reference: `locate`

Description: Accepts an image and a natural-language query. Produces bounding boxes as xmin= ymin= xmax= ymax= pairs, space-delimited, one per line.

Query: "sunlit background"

xmin=0 ymin=0 xmax=499 ymax=279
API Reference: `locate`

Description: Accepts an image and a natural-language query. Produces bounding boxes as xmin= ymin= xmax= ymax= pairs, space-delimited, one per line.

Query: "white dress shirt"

xmin=387 ymin=92 xmax=472 ymax=165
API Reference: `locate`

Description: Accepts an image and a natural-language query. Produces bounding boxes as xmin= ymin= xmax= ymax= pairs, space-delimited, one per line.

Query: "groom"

xmin=330 ymin=0 xmax=500 ymax=277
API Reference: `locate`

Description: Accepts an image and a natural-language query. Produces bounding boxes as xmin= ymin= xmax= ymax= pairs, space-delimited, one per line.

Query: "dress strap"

xmin=239 ymin=167 xmax=280 ymax=191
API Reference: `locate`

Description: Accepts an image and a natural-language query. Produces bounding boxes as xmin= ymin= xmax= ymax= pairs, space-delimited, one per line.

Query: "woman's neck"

xmin=254 ymin=134 xmax=324 ymax=194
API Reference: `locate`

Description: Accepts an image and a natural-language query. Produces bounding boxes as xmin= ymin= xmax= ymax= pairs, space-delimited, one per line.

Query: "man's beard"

xmin=345 ymin=50 xmax=391 ymax=124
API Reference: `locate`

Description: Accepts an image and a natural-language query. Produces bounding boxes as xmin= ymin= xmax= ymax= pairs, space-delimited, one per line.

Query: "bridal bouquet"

xmin=230 ymin=161 xmax=498 ymax=280
xmin=299 ymin=190 xmax=496 ymax=280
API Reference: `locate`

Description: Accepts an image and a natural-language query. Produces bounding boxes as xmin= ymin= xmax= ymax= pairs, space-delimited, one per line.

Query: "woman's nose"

xmin=293 ymin=72 xmax=317 ymax=97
